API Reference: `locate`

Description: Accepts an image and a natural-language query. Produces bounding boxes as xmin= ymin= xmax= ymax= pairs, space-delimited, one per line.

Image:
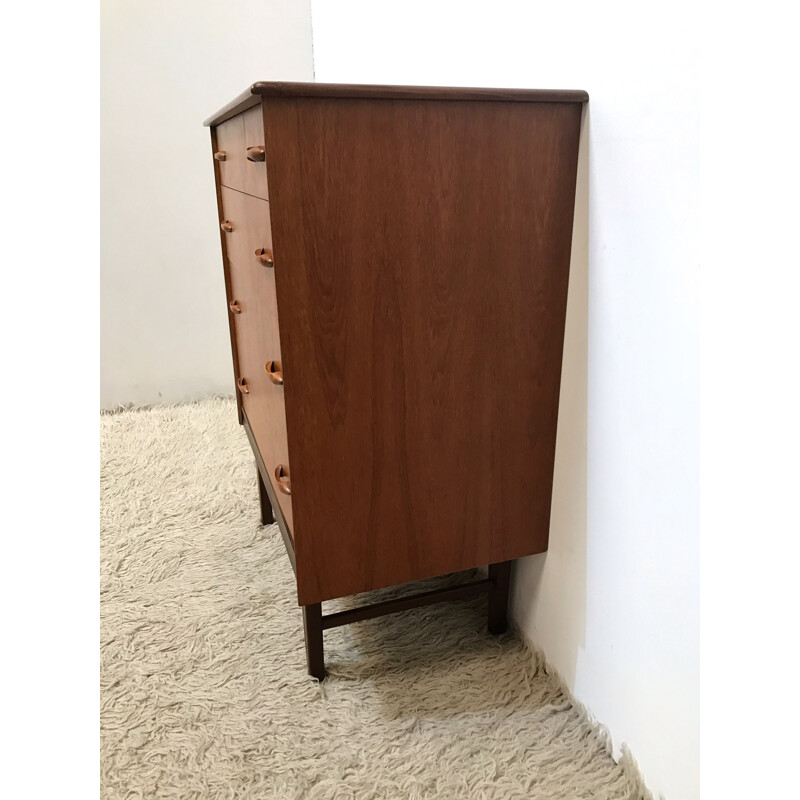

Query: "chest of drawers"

xmin=205 ymin=82 xmax=587 ymax=680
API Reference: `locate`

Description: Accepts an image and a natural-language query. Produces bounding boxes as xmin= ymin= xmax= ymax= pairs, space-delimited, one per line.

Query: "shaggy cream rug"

xmin=101 ymin=397 xmax=648 ymax=800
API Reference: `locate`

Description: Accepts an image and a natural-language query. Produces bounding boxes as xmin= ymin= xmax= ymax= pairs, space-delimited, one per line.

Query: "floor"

xmin=100 ymin=397 xmax=647 ymax=799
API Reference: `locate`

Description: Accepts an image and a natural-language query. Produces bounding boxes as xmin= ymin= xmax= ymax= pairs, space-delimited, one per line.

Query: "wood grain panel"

xmin=261 ymin=98 xmax=582 ymax=605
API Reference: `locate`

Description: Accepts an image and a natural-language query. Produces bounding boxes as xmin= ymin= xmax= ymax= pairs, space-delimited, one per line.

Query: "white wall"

xmin=101 ymin=0 xmax=314 ymax=408
xmin=310 ymin=2 xmax=699 ymax=798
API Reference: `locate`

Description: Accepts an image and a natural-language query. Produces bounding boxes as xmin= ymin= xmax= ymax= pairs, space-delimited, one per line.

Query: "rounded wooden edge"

xmin=203 ymin=83 xmax=588 ymax=127
xmin=249 ymin=81 xmax=589 ymax=104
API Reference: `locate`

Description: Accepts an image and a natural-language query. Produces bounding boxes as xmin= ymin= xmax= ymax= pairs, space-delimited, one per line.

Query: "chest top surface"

xmin=204 ymin=81 xmax=588 ymax=126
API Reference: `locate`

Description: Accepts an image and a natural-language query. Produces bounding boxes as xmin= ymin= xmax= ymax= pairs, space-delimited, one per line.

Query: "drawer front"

xmin=227 ymin=252 xmax=292 ymax=531
xmin=219 ymin=186 xmax=273 ymax=272
xmin=213 ymin=105 xmax=269 ymax=200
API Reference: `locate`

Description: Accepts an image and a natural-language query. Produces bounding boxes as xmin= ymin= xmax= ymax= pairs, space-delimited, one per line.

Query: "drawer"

xmin=219 ymin=186 xmax=273 ymax=271
xmin=227 ymin=254 xmax=292 ymax=531
xmin=213 ymin=105 xmax=269 ymax=200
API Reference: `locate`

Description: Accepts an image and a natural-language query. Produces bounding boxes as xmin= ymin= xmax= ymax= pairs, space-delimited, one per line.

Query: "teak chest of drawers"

xmin=204 ymin=82 xmax=587 ymax=680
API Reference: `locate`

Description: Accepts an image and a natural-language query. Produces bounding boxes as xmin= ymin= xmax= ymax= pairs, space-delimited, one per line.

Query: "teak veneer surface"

xmin=255 ymin=97 xmax=582 ymax=605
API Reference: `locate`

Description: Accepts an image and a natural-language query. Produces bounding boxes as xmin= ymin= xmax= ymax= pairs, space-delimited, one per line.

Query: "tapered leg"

xmin=303 ymin=603 xmax=326 ymax=680
xmin=487 ymin=560 xmax=512 ymax=634
xmin=257 ymin=464 xmax=274 ymax=525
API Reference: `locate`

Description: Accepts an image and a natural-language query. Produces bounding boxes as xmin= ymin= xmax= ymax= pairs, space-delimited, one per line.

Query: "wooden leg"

xmin=487 ymin=560 xmax=512 ymax=634
xmin=303 ymin=603 xmax=326 ymax=680
xmin=257 ymin=464 xmax=274 ymax=525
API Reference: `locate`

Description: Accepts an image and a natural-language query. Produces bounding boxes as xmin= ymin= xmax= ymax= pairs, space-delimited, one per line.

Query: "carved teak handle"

xmin=275 ymin=465 xmax=291 ymax=495
xmin=246 ymin=146 xmax=266 ymax=162
xmin=265 ymin=360 xmax=283 ymax=385
xmin=255 ymin=248 xmax=274 ymax=267
xmin=214 ymin=151 xmax=227 ymax=161
xmin=229 ymin=300 xmax=242 ymax=314
xmin=220 ymin=221 xmax=233 ymax=233
xmin=237 ymin=377 xmax=249 ymax=394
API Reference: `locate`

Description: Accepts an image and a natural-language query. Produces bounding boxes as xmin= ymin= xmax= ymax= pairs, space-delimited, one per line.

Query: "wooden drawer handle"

xmin=255 ymin=248 xmax=274 ymax=267
xmin=229 ymin=299 xmax=242 ymax=314
xmin=237 ymin=377 xmax=249 ymax=394
xmin=246 ymin=146 xmax=266 ymax=162
xmin=275 ymin=464 xmax=291 ymax=495
xmin=265 ymin=360 xmax=283 ymax=385
xmin=213 ymin=151 xmax=227 ymax=161
xmin=220 ymin=220 xmax=234 ymax=233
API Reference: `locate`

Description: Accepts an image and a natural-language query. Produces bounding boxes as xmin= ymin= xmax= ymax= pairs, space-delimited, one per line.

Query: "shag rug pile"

xmin=101 ymin=397 xmax=648 ymax=799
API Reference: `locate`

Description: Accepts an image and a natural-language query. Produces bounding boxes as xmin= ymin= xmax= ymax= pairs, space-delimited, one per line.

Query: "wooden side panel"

xmin=262 ymin=98 xmax=582 ymax=605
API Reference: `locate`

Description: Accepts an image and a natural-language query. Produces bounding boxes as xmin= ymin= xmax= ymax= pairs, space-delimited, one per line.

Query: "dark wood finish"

xmin=257 ymin=463 xmax=274 ymax=525
xmin=302 ymin=603 xmax=325 ymax=681
xmin=204 ymin=82 xmax=588 ymax=126
xmin=243 ymin=411 xmax=296 ymax=572
xmin=253 ymin=81 xmax=588 ymax=103
xmin=487 ymin=561 xmax=512 ymax=634
xmin=210 ymin=128 xmax=243 ymax=424
xmin=260 ymin=96 xmax=582 ymax=605
xmin=321 ymin=578 xmax=492 ymax=630
xmin=307 ymin=569 xmax=502 ymax=679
